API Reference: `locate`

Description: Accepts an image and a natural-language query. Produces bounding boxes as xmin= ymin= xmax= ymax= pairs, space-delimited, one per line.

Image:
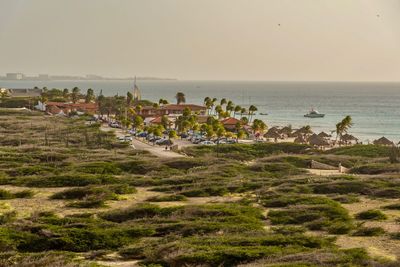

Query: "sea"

xmin=1 ymin=80 xmax=400 ymax=143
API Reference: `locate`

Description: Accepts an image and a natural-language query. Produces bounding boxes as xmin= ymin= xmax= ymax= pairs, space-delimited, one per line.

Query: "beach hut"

xmin=293 ymin=126 xmax=313 ymax=137
xmin=308 ymin=134 xmax=330 ymax=148
xmin=341 ymin=134 xmax=358 ymax=145
xmin=280 ymin=126 xmax=292 ymax=137
xmin=373 ymin=137 xmax=394 ymax=146
xmin=264 ymin=129 xmax=282 ymax=141
xmin=294 ymin=135 xmax=307 ymax=144
xmin=318 ymin=132 xmax=331 ymax=139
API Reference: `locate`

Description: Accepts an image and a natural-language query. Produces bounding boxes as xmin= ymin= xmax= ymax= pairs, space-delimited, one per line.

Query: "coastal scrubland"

xmin=0 ymin=109 xmax=400 ymax=266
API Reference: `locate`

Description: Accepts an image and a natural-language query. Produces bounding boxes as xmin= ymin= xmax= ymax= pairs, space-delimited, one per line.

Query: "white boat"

xmin=304 ymin=109 xmax=325 ymax=118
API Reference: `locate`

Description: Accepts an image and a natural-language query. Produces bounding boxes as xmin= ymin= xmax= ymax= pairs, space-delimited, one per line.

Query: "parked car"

xmin=192 ymin=138 xmax=205 ymax=144
xmin=128 ymin=129 xmax=136 ymax=135
xmin=109 ymin=122 xmax=120 ymax=128
xmin=137 ymin=132 xmax=147 ymax=138
xmin=180 ymin=133 xmax=189 ymax=139
xmin=199 ymin=140 xmax=215 ymax=146
xmin=216 ymin=139 xmax=227 ymax=144
xmin=124 ymin=136 xmax=133 ymax=141
xmin=156 ymin=139 xmax=173 ymax=146
xmin=148 ymin=136 xmax=162 ymax=143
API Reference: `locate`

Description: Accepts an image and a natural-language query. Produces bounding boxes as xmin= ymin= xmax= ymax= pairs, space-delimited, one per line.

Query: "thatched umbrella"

xmin=308 ymin=134 xmax=330 ymax=147
xmin=373 ymin=137 xmax=394 ymax=146
xmin=318 ymin=132 xmax=331 ymax=138
xmin=280 ymin=126 xmax=292 ymax=136
xmin=294 ymin=135 xmax=307 ymax=144
xmin=264 ymin=130 xmax=281 ymax=139
xmin=341 ymin=134 xmax=358 ymax=142
xmin=293 ymin=126 xmax=313 ymax=137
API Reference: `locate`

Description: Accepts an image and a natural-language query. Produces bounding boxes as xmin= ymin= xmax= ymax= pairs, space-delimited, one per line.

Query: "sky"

xmin=0 ymin=0 xmax=399 ymax=81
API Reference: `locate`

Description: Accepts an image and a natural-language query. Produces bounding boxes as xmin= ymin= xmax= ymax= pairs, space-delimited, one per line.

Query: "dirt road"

xmin=101 ymin=125 xmax=185 ymax=158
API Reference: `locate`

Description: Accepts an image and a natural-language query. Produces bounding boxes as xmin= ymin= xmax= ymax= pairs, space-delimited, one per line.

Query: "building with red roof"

xmin=220 ymin=117 xmax=242 ymax=131
xmin=45 ymin=102 xmax=98 ymax=115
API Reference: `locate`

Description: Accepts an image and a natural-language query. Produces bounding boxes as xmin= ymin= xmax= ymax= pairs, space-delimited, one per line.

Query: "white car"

xmin=124 ymin=136 xmax=133 ymax=141
xmin=199 ymin=140 xmax=215 ymax=146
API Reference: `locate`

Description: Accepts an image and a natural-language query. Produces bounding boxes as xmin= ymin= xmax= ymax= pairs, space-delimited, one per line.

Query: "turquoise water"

xmin=1 ymin=80 xmax=400 ymax=143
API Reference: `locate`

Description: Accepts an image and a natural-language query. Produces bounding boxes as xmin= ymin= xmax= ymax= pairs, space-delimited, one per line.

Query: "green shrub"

xmin=352 ymin=226 xmax=385 ymax=236
xmin=6 ymin=166 xmax=54 ymax=176
xmin=260 ymin=194 xmax=333 ymax=208
xmin=268 ymin=200 xmax=353 ymax=233
xmin=13 ymin=190 xmax=35 ymax=198
xmin=0 ymin=211 xmax=17 ymax=224
xmin=147 ymin=194 xmax=187 ymax=202
xmin=383 ymin=203 xmax=400 ymax=210
xmin=20 ymin=174 xmax=117 ymax=187
xmin=355 ymin=210 xmax=387 ymax=220
xmin=351 ymin=163 xmax=400 ymax=175
xmin=0 ymin=190 xmax=14 ymax=199
xmin=101 ymin=203 xmax=181 ymax=223
xmin=51 ymin=186 xmax=117 ymax=200
xmin=66 ymin=199 xmax=106 ymax=208
xmin=327 ymin=221 xmax=354 ymax=234
xmin=312 ymin=181 xmax=372 ymax=195
xmin=77 ymin=162 xmax=122 ymax=175
xmin=332 ymin=195 xmax=360 ymax=204
xmin=328 ymin=145 xmax=391 ymax=158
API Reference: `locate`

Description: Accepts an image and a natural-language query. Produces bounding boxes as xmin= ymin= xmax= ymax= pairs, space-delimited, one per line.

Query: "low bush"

xmin=383 ymin=203 xmax=400 ymax=210
xmin=0 ymin=211 xmax=17 ymax=224
xmin=351 ymin=163 xmax=400 ymax=175
xmin=100 ymin=203 xmax=181 ymax=223
xmin=331 ymin=195 xmax=360 ymax=204
xmin=328 ymin=145 xmax=391 ymax=158
xmin=0 ymin=189 xmax=34 ymax=199
xmin=0 ymin=189 xmax=14 ymax=199
xmin=77 ymin=162 xmax=122 ymax=175
xmin=355 ymin=210 xmax=387 ymax=221
xmin=267 ymin=199 xmax=353 ymax=233
xmin=15 ymin=173 xmax=118 ymax=187
xmin=147 ymin=194 xmax=187 ymax=202
xmin=352 ymin=226 xmax=385 ymax=236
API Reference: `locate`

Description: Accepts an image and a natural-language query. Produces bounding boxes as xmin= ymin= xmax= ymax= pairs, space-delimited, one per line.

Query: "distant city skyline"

xmin=1 ymin=0 xmax=400 ymax=81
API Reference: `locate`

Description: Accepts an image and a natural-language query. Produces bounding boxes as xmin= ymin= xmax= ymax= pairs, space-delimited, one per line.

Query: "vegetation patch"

xmin=355 ymin=210 xmax=387 ymax=221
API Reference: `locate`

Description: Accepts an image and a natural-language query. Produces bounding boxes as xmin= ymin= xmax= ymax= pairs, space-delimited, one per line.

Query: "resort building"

xmin=220 ymin=117 xmax=242 ymax=131
xmin=44 ymin=102 xmax=98 ymax=116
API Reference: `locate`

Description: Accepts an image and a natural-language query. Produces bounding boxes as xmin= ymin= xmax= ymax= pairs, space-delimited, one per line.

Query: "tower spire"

xmin=133 ymin=76 xmax=141 ymax=102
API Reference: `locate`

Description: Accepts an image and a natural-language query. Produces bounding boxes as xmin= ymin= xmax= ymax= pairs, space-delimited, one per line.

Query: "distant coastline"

xmin=0 ymin=78 xmax=177 ymax=82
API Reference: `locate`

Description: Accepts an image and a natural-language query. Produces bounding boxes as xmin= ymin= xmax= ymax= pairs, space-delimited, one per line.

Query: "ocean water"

xmin=1 ymin=80 xmax=400 ymax=143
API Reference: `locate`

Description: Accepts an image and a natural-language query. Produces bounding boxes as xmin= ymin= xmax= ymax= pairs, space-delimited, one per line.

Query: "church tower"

xmin=133 ymin=76 xmax=141 ymax=102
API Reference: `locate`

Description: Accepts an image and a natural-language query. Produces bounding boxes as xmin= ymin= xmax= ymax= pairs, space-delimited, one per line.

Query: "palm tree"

xmin=85 ymin=88 xmax=95 ymax=103
xmin=71 ymin=87 xmax=80 ymax=103
xmin=234 ymin=105 xmax=241 ymax=118
xmin=205 ymin=99 xmax=213 ymax=115
xmin=335 ymin=115 xmax=353 ymax=144
xmin=248 ymin=105 xmax=258 ymax=122
xmin=62 ymin=88 xmax=69 ymax=100
xmin=226 ymin=101 xmax=234 ymax=116
xmin=211 ymin=98 xmax=217 ymax=114
xmin=127 ymin=92 xmax=134 ymax=107
xmin=220 ymin=98 xmax=227 ymax=106
xmin=175 ymin=92 xmax=186 ymax=105
xmin=240 ymin=107 xmax=247 ymax=118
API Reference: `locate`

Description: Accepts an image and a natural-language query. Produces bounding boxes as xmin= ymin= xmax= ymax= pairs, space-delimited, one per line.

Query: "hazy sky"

xmin=0 ymin=0 xmax=400 ymax=81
